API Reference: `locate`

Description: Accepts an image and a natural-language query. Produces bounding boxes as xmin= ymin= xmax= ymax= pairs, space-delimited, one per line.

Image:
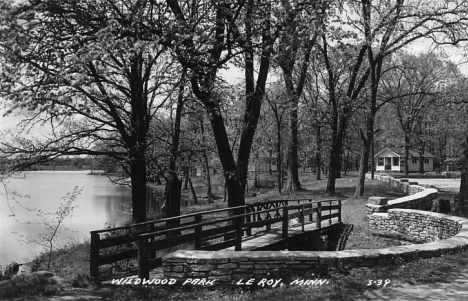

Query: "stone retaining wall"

xmin=369 ymin=209 xmax=462 ymax=242
xmin=365 ymin=174 xmax=437 ymax=217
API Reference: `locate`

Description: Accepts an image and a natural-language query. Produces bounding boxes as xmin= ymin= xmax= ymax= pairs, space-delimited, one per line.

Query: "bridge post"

xmin=194 ymin=214 xmax=202 ymax=249
xmin=235 ymin=216 xmax=243 ymax=251
xmin=245 ymin=207 xmax=252 ymax=236
xmin=301 ymin=205 xmax=305 ymax=232
xmin=90 ymin=232 xmax=100 ymax=279
xmin=282 ymin=207 xmax=288 ymax=239
xmin=338 ymin=200 xmax=342 ymax=223
xmin=316 ymin=202 xmax=322 ymax=229
xmin=137 ymin=236 xmax=150 ymax=280
xmin=149 ymin=223 xmax=156 ymax=259
xmin=308 ymin=199 xmax=313 ymax=221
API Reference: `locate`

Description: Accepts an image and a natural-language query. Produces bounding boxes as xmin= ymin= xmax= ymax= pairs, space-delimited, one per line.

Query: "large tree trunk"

xmin=188 ymin=175 xmax=198 ymax=205
xmin=276 ymin=125 xmax=283 ymax=193
xmin=418 ymin=143 xmax=425 ymax=174
xmin=315 ymin=122 xmax=322 ymax=181
xmin=165 ymin=69 xmax=186 ymax=229
xmin=130 ymin=154 xmax=147 ymax=223
xmin=286 ymin=104 xmax=302 ymax=191
xmin=315 ymin=152 xmax=321 ymax=180
xmin=354 ymin=114 xmax=374 ymax=197
xmin=354 ymin=144 xmax=370 ymax=198
xmin=327 ymin=113 xmax=348 ymax=194
xmin=404 ymin=133 xmax=410 ymax=175
xmin=199 ymin=119 xmax=213 ymax=203
xmin=165 ymin=171 xmax=182 ymax=228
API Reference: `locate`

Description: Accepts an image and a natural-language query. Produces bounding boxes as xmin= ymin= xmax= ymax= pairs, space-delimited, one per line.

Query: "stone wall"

xmin=369 ymin=209 xmax=462 ymax=242
xmin=365 ymin=174 xmax=437 ymax=217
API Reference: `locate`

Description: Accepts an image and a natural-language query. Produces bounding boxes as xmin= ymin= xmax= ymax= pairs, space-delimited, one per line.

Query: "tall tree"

xmin=166 ymin=0 xmax=314 ymax=210
xmin=275 ymin=0 xmax=323 ymax=192
xmin=0 ymin=0 xmax=177 ymax=223
xmin=353 ymin=0 xmax=468 ymax=197
xmin=264 ymin=87 xmax=289 ymax=193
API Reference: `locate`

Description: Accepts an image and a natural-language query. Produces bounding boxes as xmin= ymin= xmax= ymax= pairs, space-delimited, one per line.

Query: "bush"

xmin=0 ymin=274 xmax=58 ymax=299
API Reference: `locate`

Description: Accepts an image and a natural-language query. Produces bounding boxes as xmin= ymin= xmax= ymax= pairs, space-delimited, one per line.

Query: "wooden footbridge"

xmin=90 ymin=198 xmax=342 ymax=280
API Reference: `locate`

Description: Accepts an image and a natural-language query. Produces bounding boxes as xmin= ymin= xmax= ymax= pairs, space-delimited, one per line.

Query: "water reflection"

xmin=0 ymin=171 xmax=132 ymax=265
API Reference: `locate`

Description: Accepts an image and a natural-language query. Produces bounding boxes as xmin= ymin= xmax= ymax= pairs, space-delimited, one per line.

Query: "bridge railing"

xmin=90 ymin=198 xmax=341 ymax=279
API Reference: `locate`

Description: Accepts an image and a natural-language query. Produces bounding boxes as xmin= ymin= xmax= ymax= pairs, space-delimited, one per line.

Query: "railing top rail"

xmin=91 ymin=198 xmax=340 ymax=234
xmin=135 ymin=203 xmax=318 ymax=239
xmin=90 ymin=204 xmax=248 ymax=234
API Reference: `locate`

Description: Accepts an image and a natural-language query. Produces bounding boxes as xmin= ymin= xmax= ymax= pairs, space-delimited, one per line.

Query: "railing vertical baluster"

xmin=316 ymin=202 xmax=322 ymax=229
xmin=282 ymin=207 xmax=289 ymax=239
xmin=235 ymin=216 xmax=243 ymax=251
xmin=149 ymin=223 xmax=156 ymax=259
xmin=137 ymin=236 xmax=149 ymax=280
xmin=301 ymin=205 xmax=305 ymax=232
xmin=90 ymin=232 xmax=100 ymax=279
xmin=338 ymin=200 xmax=342 ymax=223
xmin=246 ymin=207 xmax=252 ymax=236
xmin=308 ymin=199 xmax=313 ymax=221
xmin=266 ymin=204 xmax=271 ymax=231
xmin=194 ymin=214 xmax=202 ymax=249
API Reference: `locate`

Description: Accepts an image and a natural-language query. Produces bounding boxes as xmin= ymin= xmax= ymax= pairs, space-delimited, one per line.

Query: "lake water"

xmin=0 ymin=171 xmax=132 ymax=266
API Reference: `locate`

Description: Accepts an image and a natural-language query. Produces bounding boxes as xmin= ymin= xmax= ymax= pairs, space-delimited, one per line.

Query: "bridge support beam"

xmin=282 ymin=207 xmax=289 ymax=239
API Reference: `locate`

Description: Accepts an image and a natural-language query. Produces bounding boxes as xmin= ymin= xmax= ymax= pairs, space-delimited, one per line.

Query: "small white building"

xmin=374 ymin=148 xmax=434 ymax=173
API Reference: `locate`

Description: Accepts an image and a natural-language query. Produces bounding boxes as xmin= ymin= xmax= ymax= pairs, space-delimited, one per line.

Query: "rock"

xmin=3 ymin=262 xmax=19 ymax=279
xmin=431 ymin=199 xmax=451 ymax=214
xmin=368 ymin=197 xmax=388 ymax=205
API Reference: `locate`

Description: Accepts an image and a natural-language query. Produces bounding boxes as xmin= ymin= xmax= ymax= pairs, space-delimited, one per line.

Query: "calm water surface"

xmin=0 ymin=171 xmax=132 ymax=265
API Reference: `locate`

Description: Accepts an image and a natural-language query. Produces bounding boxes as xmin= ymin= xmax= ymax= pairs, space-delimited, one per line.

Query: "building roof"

xmin=374 ymin=147 xmax=435 ymax=158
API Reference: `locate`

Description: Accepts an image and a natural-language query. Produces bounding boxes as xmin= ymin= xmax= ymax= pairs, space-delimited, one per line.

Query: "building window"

xmin=393 ymin=157 xmax=399 ymax=166
xmin=412 ymin=158 xmax=418 ymax=164
xmin=378 ymin=157 xmax=384 ymax=166
xmin=424 ymin=158 xmax=429 ymax=164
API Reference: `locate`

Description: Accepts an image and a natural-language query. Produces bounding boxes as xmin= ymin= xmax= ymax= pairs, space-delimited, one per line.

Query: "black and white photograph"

xmin=1 ymin=0 xmax=468 ymax=300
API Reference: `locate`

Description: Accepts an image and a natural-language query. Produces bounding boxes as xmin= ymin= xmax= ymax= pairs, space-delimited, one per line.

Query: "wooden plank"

xmin=148 ymin=233 xmax=197 ymax=252
xmin=319 ymin=212 xmax=340 ymax=221
xmin=99 ymin=220 xmax=199 ymax=249
xmin=203 ymin=230 xmax=236 ymax=242
xmin=320 ymin=205 xmax=340 ymax=211
xmin=202 ymin=225 xmax=237 ymax=239
xmin=99 ymin=249 xmax=138 ymax=266
xmin=201 ymin=239 xmax=236 ymax=251
xmin=289 ymin=212 xmax=303 ymax=219
xmin=99 ymin=235 xmax=137 ymax=249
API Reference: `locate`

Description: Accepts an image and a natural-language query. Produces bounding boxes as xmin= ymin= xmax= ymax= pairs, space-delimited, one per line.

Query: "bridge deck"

xmin=224 ymin=218 xmax=340 ymax=251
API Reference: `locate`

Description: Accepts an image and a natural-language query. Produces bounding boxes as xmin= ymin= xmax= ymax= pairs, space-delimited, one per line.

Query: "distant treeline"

xmin=2 ymin=157 xmax=102 ymax=171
